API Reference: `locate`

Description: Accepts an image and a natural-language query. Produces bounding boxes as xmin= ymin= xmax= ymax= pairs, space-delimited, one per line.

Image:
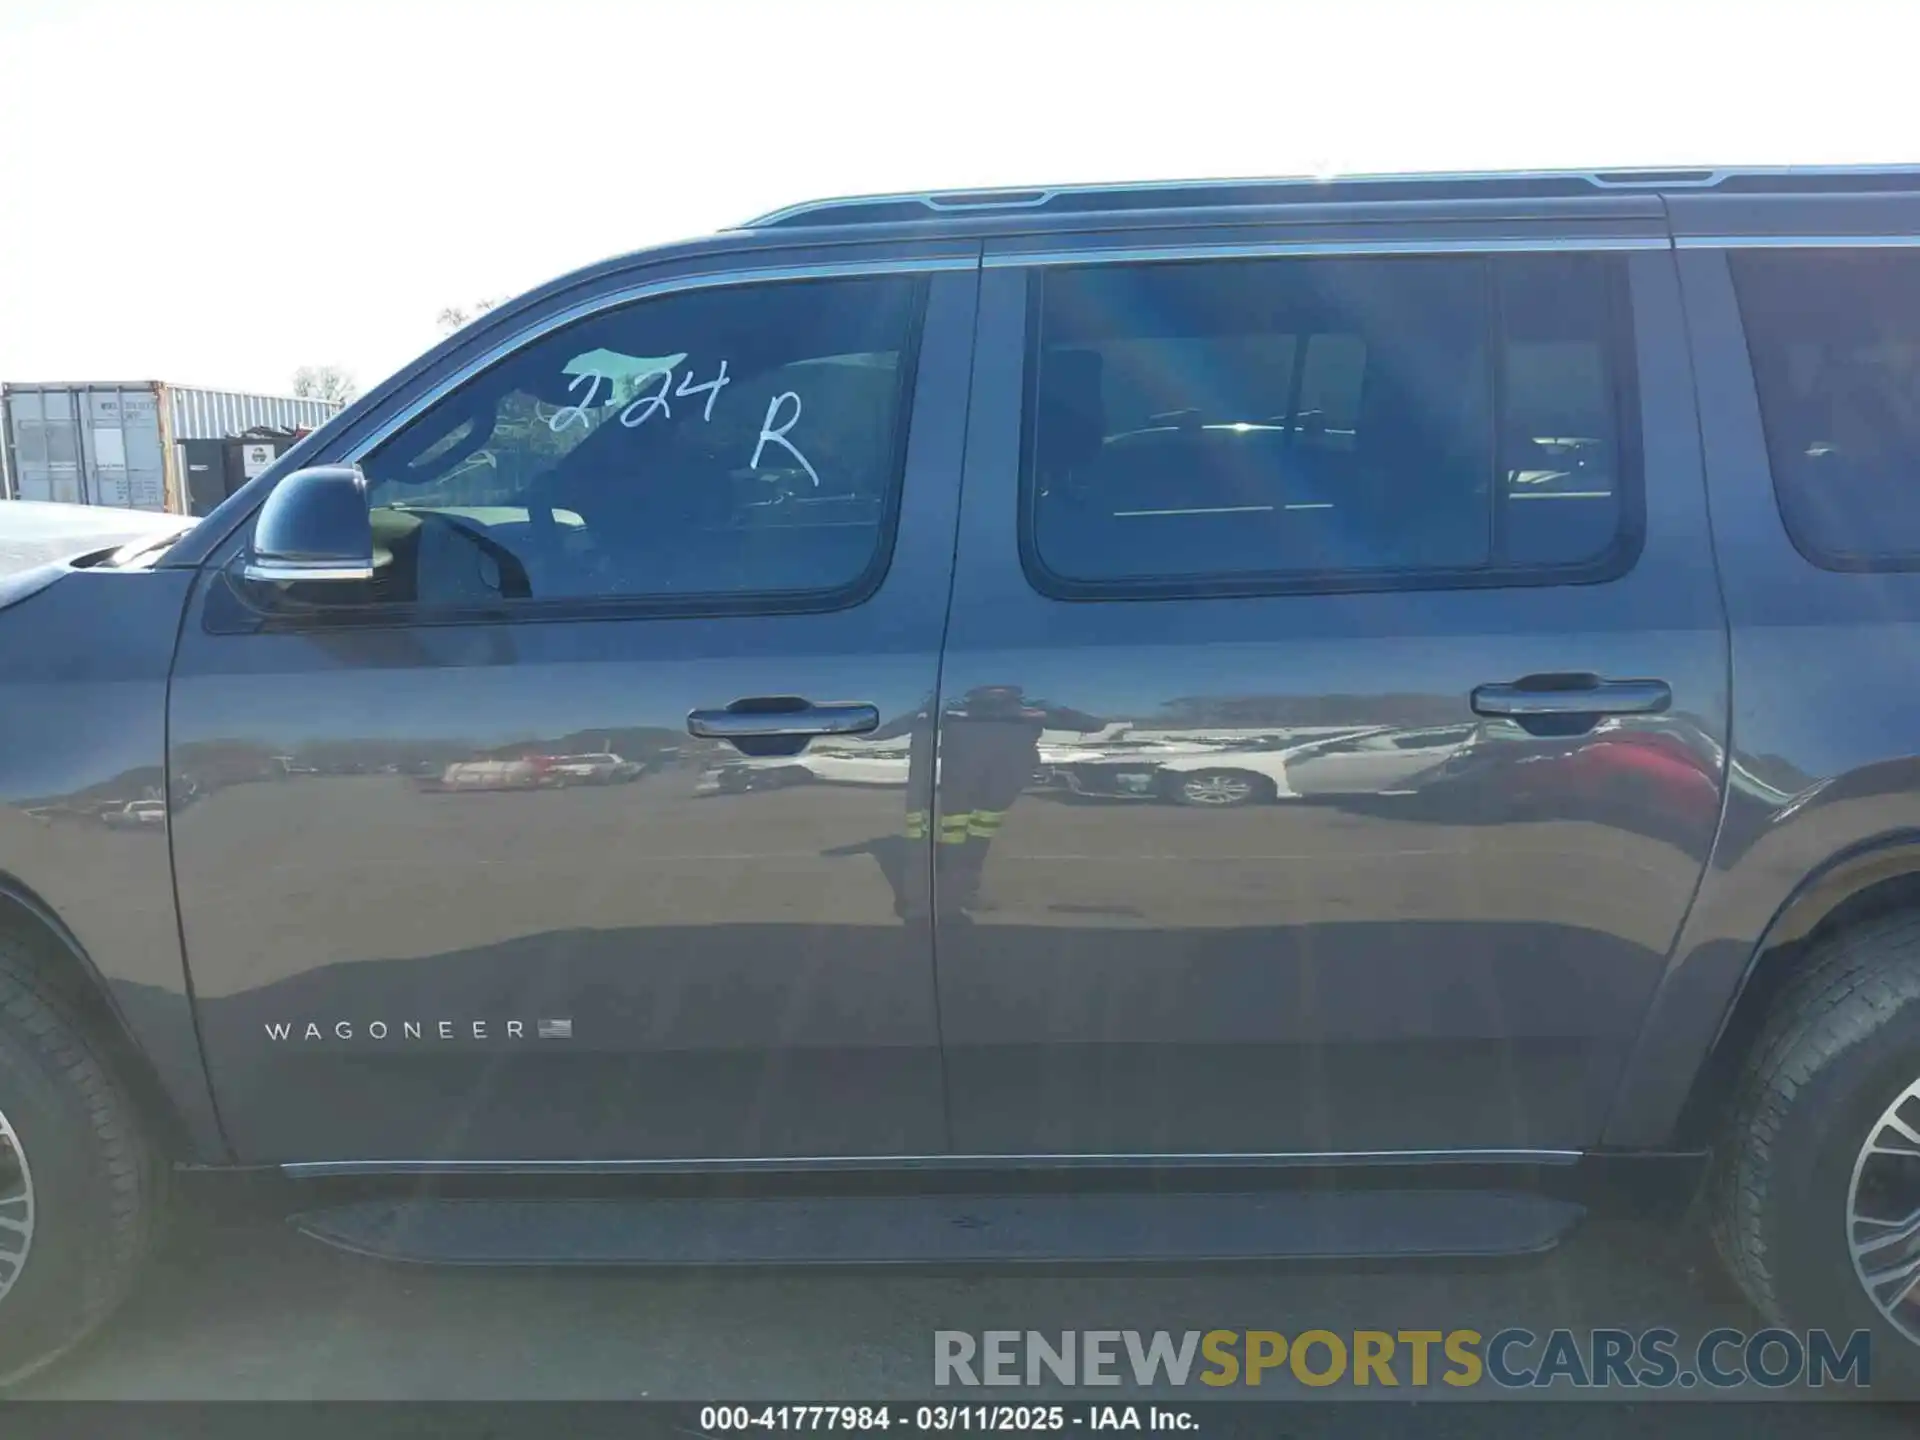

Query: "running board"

xmin=291 ymin=1189 xmax=1584 ymax=1267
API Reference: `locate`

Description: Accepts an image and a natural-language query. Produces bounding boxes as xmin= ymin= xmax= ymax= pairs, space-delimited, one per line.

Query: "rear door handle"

xmin=1470 ymin=676 xmax=1672 ymax=718
xmin=686 ymin=699 xmax=881 ymax=740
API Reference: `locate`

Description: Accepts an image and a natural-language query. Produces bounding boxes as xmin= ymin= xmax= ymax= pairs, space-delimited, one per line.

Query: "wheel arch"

xmin=1673 ymin=831 xmax=1920 ymax=1147
xmin=0 ymin=871 xmax=200 ymax=1164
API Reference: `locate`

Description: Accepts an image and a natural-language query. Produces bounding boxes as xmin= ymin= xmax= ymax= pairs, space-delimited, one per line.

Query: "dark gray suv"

xmin=5 ymin=165 xmax=1920 ymax=1381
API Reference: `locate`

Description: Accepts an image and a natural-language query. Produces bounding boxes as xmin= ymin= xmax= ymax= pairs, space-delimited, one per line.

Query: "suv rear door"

xmin=934 ymin=212 xmax=1729 ymax=1157
xmin=168 ymin=244 xmax=978 ymax=1164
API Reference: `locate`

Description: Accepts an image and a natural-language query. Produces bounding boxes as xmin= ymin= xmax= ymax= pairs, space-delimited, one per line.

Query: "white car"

xmin=1277 ymin=724 xmax=1475 ymax=799
xmin=101 ymin=798 xmax=167 ymax=828
xmin=430 ymin=758 xmax=546 ymax=792
xmin=1039 ymin=734 xmax=1300 ymax=807
xmin=540 ymin=752 xmax=641 ymax=786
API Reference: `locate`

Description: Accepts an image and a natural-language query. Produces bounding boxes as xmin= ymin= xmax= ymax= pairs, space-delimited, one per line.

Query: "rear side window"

xmin=1732 ymin=249 xmax=1920 ymax=569
xmin=1022 ymin=252 xmax=1637 ymax=595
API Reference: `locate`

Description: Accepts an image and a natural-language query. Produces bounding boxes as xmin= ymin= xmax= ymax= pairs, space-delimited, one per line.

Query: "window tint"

xmin=1498 ymin=256 xmax=1627 ymax=567
xmin=1023 ymin=253 xmax=1631 ymax=592
xmin=351 ymin=275 xmax=922 ymax=609
xmin=1732 ymin=249 xmax=1920 ymax=567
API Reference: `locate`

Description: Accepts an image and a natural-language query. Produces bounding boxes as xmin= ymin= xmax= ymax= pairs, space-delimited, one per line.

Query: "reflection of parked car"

xmin=101 ymin=799 xmax=166 ymax=829
xmin=794 ymin=742 xmax=911 ymax=787
xmin=1426 ymin=721 xmax=1721 ymax=830
xmin=694 ymin=757 xmax=813 ymax=796
xmin=421 ymin=757 xmax=548 ymax=792
xmin=538 ymin=752 xmax=642 ymax=786
xmin=1043 ymin=725 xmax=1469 ymax=808
xmin=1039 ymin=734 xmax=1297 ymax=807
xmin=1563 ymin=730 xmax=1722 ymax=825
xmin=1155 ymin=765 xmax=1275 ymax=807
xmin=1148 ymin=749 xmax=1293 ymax=807
xmin=1281 ymin=724 xmax=1474 ymax=799
xmin=697 ymin=742 xmax=910 ymax=796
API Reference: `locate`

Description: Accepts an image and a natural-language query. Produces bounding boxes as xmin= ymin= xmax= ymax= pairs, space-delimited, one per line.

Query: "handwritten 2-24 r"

xmin=548 ymin=358 xmax=822 ymax=486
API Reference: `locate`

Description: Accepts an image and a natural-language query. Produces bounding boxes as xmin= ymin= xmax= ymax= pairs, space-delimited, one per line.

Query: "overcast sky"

xmin=3 ymin=0 xmax=1918 ymax=398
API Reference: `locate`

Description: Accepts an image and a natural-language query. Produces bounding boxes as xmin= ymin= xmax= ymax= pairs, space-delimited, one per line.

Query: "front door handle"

xmin=686 ymin=699 xmax=881 ymax=741
xmin=1470 ymin=676 xmax=1672 ymax=718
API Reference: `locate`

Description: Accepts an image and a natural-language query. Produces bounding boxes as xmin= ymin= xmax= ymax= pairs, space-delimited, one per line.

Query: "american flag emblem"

xmin=537 ymin=1018 xmax=573 ymax=1040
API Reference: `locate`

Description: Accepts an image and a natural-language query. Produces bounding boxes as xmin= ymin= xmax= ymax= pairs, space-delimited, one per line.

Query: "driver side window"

xmin=356 ymin=274 xmax=925 ymax=608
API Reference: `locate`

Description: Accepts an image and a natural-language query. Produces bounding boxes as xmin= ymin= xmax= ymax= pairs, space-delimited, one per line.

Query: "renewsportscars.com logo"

xmin=934 ymin=1327 xmax=1873 ymax=1390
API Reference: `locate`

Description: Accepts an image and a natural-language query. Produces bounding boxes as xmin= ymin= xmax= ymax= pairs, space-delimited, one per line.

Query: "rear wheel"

xmin=1710 ymin=912 xmax=1920 ymax=1385
xmin=0 ymin=934 xmax=162 ymax=1385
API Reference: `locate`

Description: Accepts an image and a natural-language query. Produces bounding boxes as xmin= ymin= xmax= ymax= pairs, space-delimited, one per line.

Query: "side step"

xmin=291 ymin=1189 xmax=1584 ymax=1267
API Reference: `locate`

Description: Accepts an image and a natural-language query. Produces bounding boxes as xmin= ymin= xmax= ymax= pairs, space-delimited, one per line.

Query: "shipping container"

xmin=0 ymin=382 xmax=342 ymax=514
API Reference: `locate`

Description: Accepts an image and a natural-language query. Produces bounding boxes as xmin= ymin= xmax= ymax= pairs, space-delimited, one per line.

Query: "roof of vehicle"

xmin=738 ymin=164 xmax=1920 ymax=231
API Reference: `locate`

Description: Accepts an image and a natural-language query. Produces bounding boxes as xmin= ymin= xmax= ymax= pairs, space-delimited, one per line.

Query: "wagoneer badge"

xmin=263 ymin=1018 xmax=574 ymax=1042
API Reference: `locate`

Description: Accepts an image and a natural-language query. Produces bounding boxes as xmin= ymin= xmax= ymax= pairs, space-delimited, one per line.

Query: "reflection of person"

xmin=928 ymin=686 xmax=1105 ymax=914
xmin=828 ymin=687 xmax=1103 ymax=920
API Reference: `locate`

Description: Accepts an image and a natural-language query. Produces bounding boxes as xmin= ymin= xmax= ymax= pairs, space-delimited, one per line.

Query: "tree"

xmin=436 ymin=297 xmax=501 ymax=333
xmin=291 ymin=365 xmax=358 ymax=405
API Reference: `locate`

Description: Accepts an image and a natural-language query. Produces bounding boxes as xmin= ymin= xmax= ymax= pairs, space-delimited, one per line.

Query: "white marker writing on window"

xmin=618 ymin=369 xmax=674 ymax=428
xmin=548 ymin=371 xmax=607 ymax=433
xmin=751 ymin=391 xmax=821 ymax=487
xmin=675 ymin=360 xmax=731 ymax=421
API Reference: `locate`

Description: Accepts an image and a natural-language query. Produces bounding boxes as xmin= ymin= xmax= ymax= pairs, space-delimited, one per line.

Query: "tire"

xmin=1167 ymin=770 xmax=1268 ymax=808
xmin=0 ymin=932 xmax=162 ymax=1386
xmin=1709 ymin=911 xmax=1920 ymax=1386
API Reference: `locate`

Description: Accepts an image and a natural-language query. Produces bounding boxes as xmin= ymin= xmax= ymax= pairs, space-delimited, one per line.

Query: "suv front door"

xmin=934 ymin=223 xmax=1729 ymax=1158
xmin=168 ymin=251 xmax=977 ymax=1164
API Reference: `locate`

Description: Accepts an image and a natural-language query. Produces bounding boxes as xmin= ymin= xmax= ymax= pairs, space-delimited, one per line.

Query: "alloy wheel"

xmin=0 ymin=1105 xmax=34 ymax=1305
xmin=1181 ymin=773 xmax=1255 ymax=806
xmin=1847 ymin=1076 xmax=1920 ymax=1342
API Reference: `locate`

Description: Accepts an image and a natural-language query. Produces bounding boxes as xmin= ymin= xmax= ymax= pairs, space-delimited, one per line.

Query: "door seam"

xmin=923 ymin=243 xmax=986 ymax=1154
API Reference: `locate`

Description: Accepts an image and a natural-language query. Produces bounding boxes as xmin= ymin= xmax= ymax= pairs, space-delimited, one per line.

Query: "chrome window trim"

xmin=1678 ymin=234 xmax=1920 ymax=249
xmin=282 ymin=1147 xmax=1582 ymax=1178
xmin=339 ymin=255 xmax=976 ymax=468
xmin=982 ymin=235 xmax=1668 ymax=269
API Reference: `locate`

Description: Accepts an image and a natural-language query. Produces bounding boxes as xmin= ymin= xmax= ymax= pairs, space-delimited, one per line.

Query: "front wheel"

xmin=0 ymin=934 xmax=163 ymax=1385
xmin=1710 ymin=912 xmax=1920 ymax=1386
xmin=1166 ymin=770 xmax=1268 ymax=808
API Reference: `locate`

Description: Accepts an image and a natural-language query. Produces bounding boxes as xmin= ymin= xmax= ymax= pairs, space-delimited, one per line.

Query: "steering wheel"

xmin=413 ymin=512 xmax=534 ymax=601
xmin=521 ymin=468 xmax=569 ymax=592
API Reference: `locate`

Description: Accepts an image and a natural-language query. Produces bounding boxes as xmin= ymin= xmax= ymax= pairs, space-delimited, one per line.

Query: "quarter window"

xmin=1022 ymin=252 xmax=1635 ymax=594
xmin=1732 ymin=248 xmax=1920 ymax=568
xmin=345 ymin=275 xmax=923 ymax=610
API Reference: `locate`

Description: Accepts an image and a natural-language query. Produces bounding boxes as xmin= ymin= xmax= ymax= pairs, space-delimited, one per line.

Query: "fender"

xmin=1603 ymin=758 xmax=1920 ymax=1147
xmin=0 ymin=870 xmax=217 ymax=1159
xmin=0 ymin=562 xmax=228 ymax=1162
xmin=1616 ymin=242 xmax=1920 ymax=1150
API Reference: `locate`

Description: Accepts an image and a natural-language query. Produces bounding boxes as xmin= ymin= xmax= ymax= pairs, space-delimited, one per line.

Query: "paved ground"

xmin=10 ymin=1181 xmax=1906 ymax=1432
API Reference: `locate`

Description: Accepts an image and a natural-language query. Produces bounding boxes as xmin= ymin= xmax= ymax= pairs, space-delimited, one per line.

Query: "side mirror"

xmin=242 ymin=466 xmax=374 ymax=583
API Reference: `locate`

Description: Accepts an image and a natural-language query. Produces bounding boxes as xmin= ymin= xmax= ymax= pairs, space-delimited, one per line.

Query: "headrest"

xmin=1036 ymin=349 xmax=1106 ymax=472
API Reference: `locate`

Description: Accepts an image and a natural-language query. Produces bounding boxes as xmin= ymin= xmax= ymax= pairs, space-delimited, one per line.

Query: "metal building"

xmin=0 ymin=382 xmax=342 ymax=515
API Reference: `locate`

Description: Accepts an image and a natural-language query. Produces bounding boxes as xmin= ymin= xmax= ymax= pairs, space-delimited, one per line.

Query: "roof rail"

xmin=740 ymin=165 xmax=1920 ymax=230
